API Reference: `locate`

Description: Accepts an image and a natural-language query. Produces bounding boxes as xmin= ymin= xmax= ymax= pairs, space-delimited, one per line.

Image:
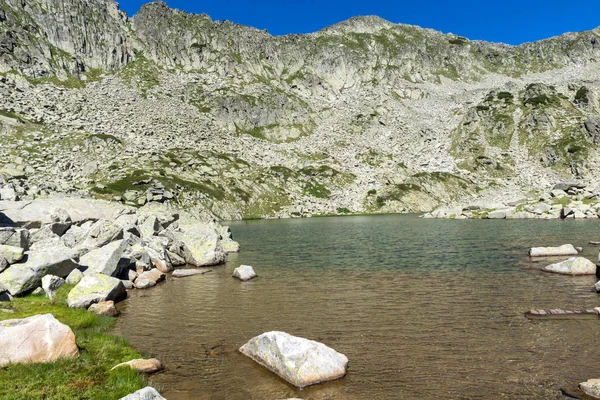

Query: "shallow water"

xmin=114 ymin=215 xmax=600 ymax=399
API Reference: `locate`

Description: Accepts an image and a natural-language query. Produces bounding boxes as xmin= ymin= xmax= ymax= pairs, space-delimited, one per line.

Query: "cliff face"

xmin=0 ymin=0 xmax=599 ymax=219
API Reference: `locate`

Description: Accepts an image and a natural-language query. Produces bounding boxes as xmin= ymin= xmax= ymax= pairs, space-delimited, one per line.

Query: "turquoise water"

xmin=115 ymin=215 xmax=600 ymax=399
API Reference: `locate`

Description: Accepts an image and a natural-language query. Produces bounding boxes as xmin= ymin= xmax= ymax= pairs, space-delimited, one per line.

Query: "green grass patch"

xmin=0 ymin=286 xmax=147 ymax=399
xmin=303 ymin=182 xmax=331 ymax=199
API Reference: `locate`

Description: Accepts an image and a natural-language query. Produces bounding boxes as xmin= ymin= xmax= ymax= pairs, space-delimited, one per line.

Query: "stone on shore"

xmin=529 ymin=244 xmax=579 ymax=257
xmin=111 ymin=358 xmax=163 ymax=374
xmin=579 ymin=378 xmax=600 ymax=399
xmin=0 ymin=244 xmax=24 ymax=264
xmin=65 ymin=268 xmax=84 ymax=285
xmin=0 ymin=314 xmax=79 ymax=367
xmin=172 ymin=224 xmax=225 ymax=267
xmin=67 ymin=274 xmax=126 ymax=309
xmin=0 ymin=227 xmax=29 ymax=249
xmin=88 ymin=300 xmax=119 ymax=316
xmin=119 ymin=387 xmax=166 ymax=400
xmin=134 ymin=268 xmax=165 ymax=289
xmin=172 ymin=269 xmax=212 ymax=278
xmin=232 ymin=265 xmax=256 ymax=281
xmin=80 ymin=239 xmax=128 ymax=277
xmin=542 ymin=257 xmax=597 ymax=275
xmin=240 ymin=331 xmax=348 ymax=388
xmin=0 ymin=246 xmax=79 ymax=296
xmin=41 ymin=275 xmax=65 ymax=301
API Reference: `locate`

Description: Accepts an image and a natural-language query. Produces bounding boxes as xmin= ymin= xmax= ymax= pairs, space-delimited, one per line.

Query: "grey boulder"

xmin=67 ymin=274 xmax=126 ymax=309
xmin=172 ymin=224 xmax=225 ymax=267
xmin=240 ymin=331 xmax=348 ymax=388
xmin=542 ymin=257 xmax=597 ymax=275
xmin=119 ymin=387 xmax=166 ymax=400
xmin=80 ymin=240 xmax=128 ymax=277
xmin=65 ymin=268 xmax=84 ymax=285
xmin=0 ymin=244 xmax=24 ymax=264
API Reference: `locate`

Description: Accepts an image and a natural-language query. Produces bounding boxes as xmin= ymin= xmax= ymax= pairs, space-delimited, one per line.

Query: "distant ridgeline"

xmin=0 ymin=0 xmax=599 ymax=219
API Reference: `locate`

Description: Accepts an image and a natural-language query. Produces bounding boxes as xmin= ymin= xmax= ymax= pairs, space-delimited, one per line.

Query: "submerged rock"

xmin=0 ymin=314 xmax=79 ymax=367
xmin=542 ymin=257 xmax=597 ymax=275
xmin=232 ymin=265 xmax=256 ymax=281
xmin=529 ymin=244 xmax=578 ymax=257
xmin=239 ymin=331 xmax=348 ymax=388
xmin=111 ymin=358 xmax=163 ymax=374
xmin=67 ymin=274 xmax=126 ymax=309
xmin=172 ymin=268 xmax=212 ymax=278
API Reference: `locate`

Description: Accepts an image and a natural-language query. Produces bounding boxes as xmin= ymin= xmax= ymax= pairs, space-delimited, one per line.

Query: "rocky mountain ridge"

xmin=0 ymin=0 xmax=599 ymax=220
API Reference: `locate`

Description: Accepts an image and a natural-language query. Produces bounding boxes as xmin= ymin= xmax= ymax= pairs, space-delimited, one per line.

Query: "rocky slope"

xmin=0 ymin=0 xmax=599 ymax=219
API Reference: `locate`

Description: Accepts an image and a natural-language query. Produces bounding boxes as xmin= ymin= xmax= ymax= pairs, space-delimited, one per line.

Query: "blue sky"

xmin=118 ymin=0 xmax=599 ymax=45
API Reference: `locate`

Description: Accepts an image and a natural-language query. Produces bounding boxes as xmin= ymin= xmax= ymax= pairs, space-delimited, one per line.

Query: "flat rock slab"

xmin=0 ymin=198 xmax=135 ymax=228
xmin=239 ymin=331 xmax=348 ymax=388
xmin=0 ymin=313 xmax=79 ymax=367
xmin=526 ymin=308 xmax=600 ymax=320
xmin=111 ymin=358 xmax=163 ymax=374
xmin=67 ymin=274 xmax=126 ymax=309
xmin=529 ymin=244 xmax=579 ymax=257
xmin=542 ymin=257 xmax=597 ymax=275
xmin=119 ymin=387 xmax=166 ymax=400
xmin=172 ymin=269 xmax=212 ymax=278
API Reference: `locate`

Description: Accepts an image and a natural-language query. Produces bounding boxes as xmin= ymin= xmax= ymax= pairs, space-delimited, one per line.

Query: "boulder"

xmin=233 ymin=265 xmax=257 ymax=281
xmin=80 ymin=240 xmax=128 ymax=277
xmin=0 ymin=314 xmax=79 ymax=367
xmin=111 ymin=358 xmax=163 ymax=374
xmin=239 ymin=331 xmax=348 ymax=388
xmin=88 ymin=300 xmax=119 ymax=316
xmin=487 ymin=208 xmax=514 ymax=219
xmin=73 ymin=220 xmax=124 ymax=252
xmin=553 ymin=181 xmax=586 ymax=191
xmin=172 ymin=224 xmax=226 ymax=267
xmin=0 ymin=227 xmax=29 ymax=249
xmin=134 ymin=268 xmax=164 ymax=289
xmin=67 ymin=274 xmax=126 ymax=309
xmin=0 ymin=257 xmax=7 ymax=273
xmin=41 ymin=275 xmax=65 ymax=301
xmin=579 ymin=378 xmax=600 ymax=399
xmin=542 ymin=257 xmax=597 ymax=275
xmin=172 ymin=269 xmax=212 ymax=278
xmin=0 ymin=244 xmax=24 ymax=264
xmin=119 ymin=387 xmax=166 ymax=400
xmin=529 ymin=244 xmax=579 ymax=257
xmin=138 ymin=215 xmax=160 ymax=239
xmin=0 ymin=283 xmax=12 ymax=302
xmin=65 ymin=268 xmax=84 ymax=285
xmin=0 ymin=246 xmax=79 ymax=295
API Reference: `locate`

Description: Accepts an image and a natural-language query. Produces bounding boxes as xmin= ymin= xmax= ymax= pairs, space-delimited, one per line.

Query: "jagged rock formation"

xmin=0 ymin=0 xmax=599 ymax=219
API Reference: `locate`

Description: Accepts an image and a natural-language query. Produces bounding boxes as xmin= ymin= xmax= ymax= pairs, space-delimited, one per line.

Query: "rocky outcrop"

xmin=239 ymin=331 xmax=349 ymax=388
xmin=67 ymin=274 xmax=126 ymax=309
xmin=0 ymin=313 xmax=79 ymax=367
xmin=541 ymin=257 xmax=597 ymax=275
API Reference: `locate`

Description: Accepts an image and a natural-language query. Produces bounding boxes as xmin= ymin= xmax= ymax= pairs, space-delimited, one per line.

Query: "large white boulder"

xmin=0 ymin=314 xmax=79 ymax=367
xmin=239 ymin=331 xmax=348 ymax=388
xmin=67 ymin=274 xmax=126 ymax=309
xmin=529 ymin=244 xmax=578 ymax=257
xmin=172 ymin=224 xmax=225 ymax=267
xmin=0 ymin=246 xmax=79 ymax=296
xmin=580 ymin=378 xmax=600 ymax=399
xmin=542 ymin=257 xmax=597 ymax=275
xmin=119 ymin=387 xmax=166 ymax=400
xmin=80 ymin=239 xmax=128 ymax=277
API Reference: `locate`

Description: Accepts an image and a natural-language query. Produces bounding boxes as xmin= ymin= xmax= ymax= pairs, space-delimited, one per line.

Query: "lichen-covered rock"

xmin=0 ymin=227 xmax=29 ymax=250
xmin=232 ymin=265 xmax=256 ymax=281
xmin=529 ymin=244 xmax=579 ymax=257
xmin=67 ymin=274 xmax=126 ymax=309
xmin=542 ymin=257 xmax=597 ymax=275
xmin=66 ymin=268 xmax=84 ymax=285
xmin=0 ymin=244 xmax=24 ymax=264
xmin=239 ymin=331 xmax=348 ymax=388
xmin=0 ymin=314 xmax=79 ymax=367
xmin=80 ymin=239 xmax=128 ymax=277
xmin=0 ymin=246 xmax=79 ymax=295
xmin=172 ymin=225 xmax=225 ymax=267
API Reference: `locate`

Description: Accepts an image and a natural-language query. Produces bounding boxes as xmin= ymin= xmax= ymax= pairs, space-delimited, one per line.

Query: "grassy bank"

xmin=0 ymin=285 xmax=147 ymax=399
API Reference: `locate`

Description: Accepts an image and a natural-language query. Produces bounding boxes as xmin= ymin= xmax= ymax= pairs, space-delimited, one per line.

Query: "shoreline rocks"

xmin=239 ymin=331 xmax=349 ymax=388
xmin=111 ymin=358 xmax=163 ymax=374
xmin=67 ymin=274 xmax=126 ymax=309
xmin=529 ymin=244 xmax=579 ymax=257
xmin=541 ymin=257 xmax=597 ymax=276
xmin=233 ymin=265 xmax=256 ymax=281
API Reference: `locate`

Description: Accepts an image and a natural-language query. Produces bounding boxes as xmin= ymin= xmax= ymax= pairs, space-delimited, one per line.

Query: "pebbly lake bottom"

xmin=114 ymin=214 xmax=600 ymax=399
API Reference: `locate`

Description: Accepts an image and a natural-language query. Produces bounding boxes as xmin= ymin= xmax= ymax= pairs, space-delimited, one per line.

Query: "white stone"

xmin=233 ymin=265 xmax=256 ymax=281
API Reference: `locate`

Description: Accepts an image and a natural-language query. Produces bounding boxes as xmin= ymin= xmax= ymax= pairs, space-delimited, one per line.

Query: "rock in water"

xmin=172 ymin=269 xmax=212 ymax=278
xmin=67 ymin=274 xmax=126 ymax=309
xmin=80 ymin=239 xmax=128 ymax=277
xmin=88 ymin=300 xmax=119 ymax=316
xmin=41 ymin=275 xmax=65 ymax=301
xmin=542 ymin=257 xmax=597 ymax=275
xmin=119 ymin=387 xmax=166 ymax=400
xmin=0 ymin=314 xmax=79 ymax=367
xmin=580 ymin=378 xmax=600 ymax=399
xmin=239 ymin=331 xmax=348 ymax=388
xmin=529 ymin=244 xmax=579 ymax=257
xmin=232 ymin=265 xmax=256 ymax=281
xmin=111 ymin=358 xmax=163 ymax=373
xmin=0 ymin=247 xmax=79 ymax=296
